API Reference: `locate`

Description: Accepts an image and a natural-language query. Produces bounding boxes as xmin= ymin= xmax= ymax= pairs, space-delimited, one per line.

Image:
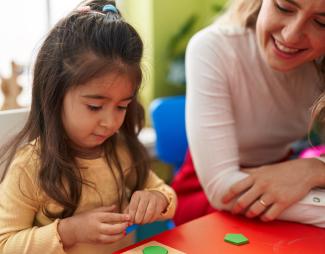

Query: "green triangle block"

xmin=224 ymin=233 xmax=249 ymax=246
xmin=143 ymin=245 xmax=168 ymax=254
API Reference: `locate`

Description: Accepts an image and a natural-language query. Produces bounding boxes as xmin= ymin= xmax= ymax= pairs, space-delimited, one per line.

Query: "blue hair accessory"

xmin=102 ymin=4 xmax=118 ymax=14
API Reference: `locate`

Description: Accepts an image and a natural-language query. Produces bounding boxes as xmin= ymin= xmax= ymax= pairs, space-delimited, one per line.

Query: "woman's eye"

xmin=275 ymin=2 xmax=293 ymax=13
xmin=87 ymin=105 xmax=102 ymax=111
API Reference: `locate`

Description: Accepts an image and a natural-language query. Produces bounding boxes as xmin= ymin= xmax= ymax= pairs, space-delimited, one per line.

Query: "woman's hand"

xmin=125 ymin=190 xmax=169 ymax=225
xmin=222 ymin=158 xmax=325 ymax=222
xmin=58 ymin=205 xmax=130 ymax=249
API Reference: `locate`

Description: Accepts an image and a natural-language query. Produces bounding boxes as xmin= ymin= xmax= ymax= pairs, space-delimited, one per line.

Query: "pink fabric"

xmin=299 ymin=145 xmax=325 ymax=158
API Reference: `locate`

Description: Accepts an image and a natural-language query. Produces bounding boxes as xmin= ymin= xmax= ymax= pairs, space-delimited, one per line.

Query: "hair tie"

xmin=102 ymin=4 xmax=118 ymax=14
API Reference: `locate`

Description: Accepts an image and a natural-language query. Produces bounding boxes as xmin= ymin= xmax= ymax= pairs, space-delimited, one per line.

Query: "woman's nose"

xmin=281 ymin=17 xmax=306 ymax=45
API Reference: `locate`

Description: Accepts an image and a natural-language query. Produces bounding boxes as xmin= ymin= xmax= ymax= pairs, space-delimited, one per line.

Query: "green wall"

xmin=121 ymin=0 xmax=227 ymax=113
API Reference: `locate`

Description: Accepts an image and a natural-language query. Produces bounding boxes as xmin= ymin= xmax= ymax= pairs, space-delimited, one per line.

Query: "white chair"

xmin=0 ymin=108 xmax=29 ymax=177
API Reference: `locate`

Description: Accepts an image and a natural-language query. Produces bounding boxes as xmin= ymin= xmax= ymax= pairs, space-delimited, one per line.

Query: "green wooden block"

xmin=224 ymin=233 xmax=249 ymax=246
xmin=143 ymin=245 xmax=168 ymax=254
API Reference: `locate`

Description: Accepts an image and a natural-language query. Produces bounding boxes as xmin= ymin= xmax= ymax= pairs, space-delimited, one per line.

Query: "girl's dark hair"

xmin=0 ymin=0 xmax=149 ymax=218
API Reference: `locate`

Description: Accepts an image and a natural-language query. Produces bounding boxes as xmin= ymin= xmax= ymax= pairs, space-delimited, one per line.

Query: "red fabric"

xmin=171 ymin=150 xmax=216 ymax=225
xmin=171 ymin=149 xmax=294 ymax=226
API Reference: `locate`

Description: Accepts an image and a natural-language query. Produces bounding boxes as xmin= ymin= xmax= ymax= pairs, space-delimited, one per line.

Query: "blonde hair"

xmin=218 ymin=0 xmax=262 ymax=28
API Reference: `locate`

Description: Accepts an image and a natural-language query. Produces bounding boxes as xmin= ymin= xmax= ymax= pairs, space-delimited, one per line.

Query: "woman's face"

xmin=256 ymin=0 xmax=325 ymax=71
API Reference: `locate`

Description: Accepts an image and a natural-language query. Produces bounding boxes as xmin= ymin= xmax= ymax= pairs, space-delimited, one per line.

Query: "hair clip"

xmin=102 ymin=4 xmax=118 ymax=14
xmin=77 ymin=6 xmax=91 ymax=12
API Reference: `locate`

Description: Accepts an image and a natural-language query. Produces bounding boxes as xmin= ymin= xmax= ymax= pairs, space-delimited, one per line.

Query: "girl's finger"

xmin=128 ymin=193 xmax=141 ymax=222
xmin=222 ymin=176 xmax=254 ymax=204
xmin=97 ymin=232 xmax=125 ymax=244
xmin=100 ymin=212 xmax=130 ymax=223
xmin=142 ymin=199 xmax=157 ymax=224
xmin=100 ymin=222 xmax=128 ymax=235
xmin=134 ymin=198 xmax=149 ymax=224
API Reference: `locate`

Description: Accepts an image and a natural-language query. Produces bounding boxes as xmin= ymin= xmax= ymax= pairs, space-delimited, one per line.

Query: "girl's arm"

xmin=0 ymin=163 xmax=65 ymax=254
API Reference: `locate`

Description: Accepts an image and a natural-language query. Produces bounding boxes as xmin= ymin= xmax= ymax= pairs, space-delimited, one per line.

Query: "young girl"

xmin=0 ymin=1 xmax=176 ymax=253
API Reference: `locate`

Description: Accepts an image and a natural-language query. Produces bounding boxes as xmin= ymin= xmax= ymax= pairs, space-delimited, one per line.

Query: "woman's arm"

xmin=222 ymin=158 xmax=325 ymax=227
xmin=185 ymin=27 xmax=248 ymax=210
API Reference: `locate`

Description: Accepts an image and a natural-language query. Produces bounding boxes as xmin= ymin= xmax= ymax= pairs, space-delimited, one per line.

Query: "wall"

xmin=121 ymin=0 xmax=227 ymax=112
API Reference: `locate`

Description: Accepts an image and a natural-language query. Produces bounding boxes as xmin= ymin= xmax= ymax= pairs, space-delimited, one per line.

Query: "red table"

xmin=115 ymin=211 xmax=325 ymax=254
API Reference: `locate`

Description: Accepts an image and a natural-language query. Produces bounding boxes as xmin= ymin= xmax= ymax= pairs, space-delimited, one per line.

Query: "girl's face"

xmin=256 ymin=0 xmax=325 ymax=71
xmin=62 ymin=72 xmax=134 ymax=150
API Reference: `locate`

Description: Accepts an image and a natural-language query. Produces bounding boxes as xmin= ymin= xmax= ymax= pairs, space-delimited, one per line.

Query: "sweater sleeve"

xmin=185 ymin=27 xmax=248 ymax=211
xmin=0 ymin=160 xmax=66 ymax=254
xmin=143 ymin=170 xmax=177 ymax=220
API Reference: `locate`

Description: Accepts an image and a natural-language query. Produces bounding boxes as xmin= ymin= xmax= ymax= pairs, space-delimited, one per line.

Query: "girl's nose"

xmin=99 ymin=113 xmax=118 ymax=130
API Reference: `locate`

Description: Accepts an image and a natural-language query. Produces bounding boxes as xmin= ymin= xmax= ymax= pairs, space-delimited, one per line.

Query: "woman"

xmin=173 ymin=0 xmax=325 ymax=227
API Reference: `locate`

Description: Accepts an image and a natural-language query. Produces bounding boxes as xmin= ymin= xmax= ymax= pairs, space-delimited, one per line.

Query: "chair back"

xmin=0 ymin=108 xmax=29 ymax=177
xmin=149 ymin=95 xmax=187 ymax=171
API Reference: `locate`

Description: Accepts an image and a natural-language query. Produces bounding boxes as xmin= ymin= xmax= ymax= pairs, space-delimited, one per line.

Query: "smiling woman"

xmin=256 ymin=0 xmax=325 ymax=71
xmin=172 ymin=0 xmax=325 ymax=227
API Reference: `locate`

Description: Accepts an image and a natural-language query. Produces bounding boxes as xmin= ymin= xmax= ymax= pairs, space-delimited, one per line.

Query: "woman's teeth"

xmin=274 ymin=39 xmax=300 ymax=54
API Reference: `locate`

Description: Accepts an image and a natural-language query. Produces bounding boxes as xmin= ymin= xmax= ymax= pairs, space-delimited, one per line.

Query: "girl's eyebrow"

xmin=81 ymin=94 xmax=135 ymax=101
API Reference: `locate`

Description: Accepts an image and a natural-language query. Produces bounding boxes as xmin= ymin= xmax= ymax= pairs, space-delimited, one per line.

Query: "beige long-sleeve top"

xmin=0 ymin=141 xmax=177 ymax=254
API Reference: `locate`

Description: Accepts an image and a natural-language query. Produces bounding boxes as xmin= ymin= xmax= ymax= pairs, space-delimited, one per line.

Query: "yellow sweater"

xmin=0 ymin=141 xmax=177 ymax=254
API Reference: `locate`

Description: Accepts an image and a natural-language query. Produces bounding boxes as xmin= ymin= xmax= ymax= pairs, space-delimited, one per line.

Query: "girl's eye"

xmin=275 ymin=2 xmax=293 ymax=13
xmin=117 ymin=105 xmax=128 ymax=111
xmin=87 ymin=105 xmax=102 ymax=111
xmin=315 ymin=19 xmax=325 ymax=28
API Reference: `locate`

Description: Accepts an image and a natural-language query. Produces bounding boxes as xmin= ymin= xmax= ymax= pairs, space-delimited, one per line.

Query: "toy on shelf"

xmin=0 ymin=61 xmax=23 ymax=110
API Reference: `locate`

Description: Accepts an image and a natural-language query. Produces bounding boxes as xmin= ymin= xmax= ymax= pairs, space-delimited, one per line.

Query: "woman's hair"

xmin=0 ymin=0 xmax=149 ymax=218
xmin=217 ymin=0 xmax=262 ymax=28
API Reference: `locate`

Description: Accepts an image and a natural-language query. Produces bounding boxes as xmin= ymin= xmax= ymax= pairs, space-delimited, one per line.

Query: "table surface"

xmin=115 ymin=211 xmax=325 ymax=254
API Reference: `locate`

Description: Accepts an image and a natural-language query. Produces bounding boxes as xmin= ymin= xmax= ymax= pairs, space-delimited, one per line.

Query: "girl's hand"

xmin=125 ymin=190 xmax=169 ymax=225
xmin=58 ymin=205 xmax=130 ymax=249
xmin=222 ymin=159 xmax=325 ymax=222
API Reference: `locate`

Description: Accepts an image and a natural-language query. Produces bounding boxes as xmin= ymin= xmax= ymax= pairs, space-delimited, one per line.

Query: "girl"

xmin=0 ymin=1 xmax=176 ymax=253
xmin=173 ymin=0 xmax=325 ymax=226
